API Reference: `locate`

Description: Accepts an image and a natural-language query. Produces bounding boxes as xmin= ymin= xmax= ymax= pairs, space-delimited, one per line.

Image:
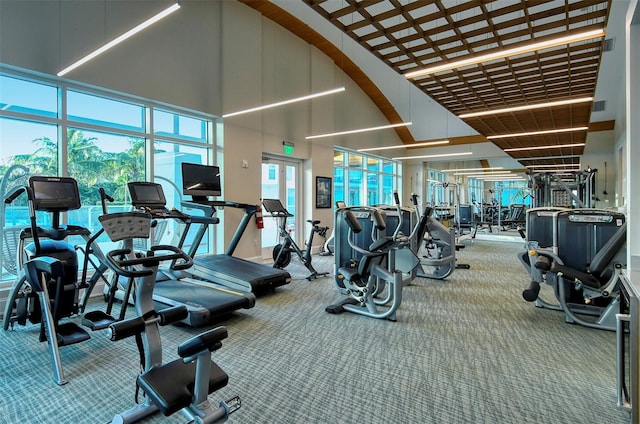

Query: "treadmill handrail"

xmin=182 ymin=199 xmax=257 ymax=213
xmin=180 ymin=199 xmax=257 ymax=256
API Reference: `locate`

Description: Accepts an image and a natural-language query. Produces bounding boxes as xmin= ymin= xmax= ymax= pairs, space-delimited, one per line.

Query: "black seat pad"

xmin=337 ymin=267 xmax=361 ymax=283
xmin=137 ymin=359 xmax=228 ymax=416
xmin=550 ymin=263 xmax=602 ymax=289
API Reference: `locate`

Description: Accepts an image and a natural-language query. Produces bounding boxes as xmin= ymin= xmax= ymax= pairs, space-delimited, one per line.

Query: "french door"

xmin=261 ymin=156 xmax=300 ymax=260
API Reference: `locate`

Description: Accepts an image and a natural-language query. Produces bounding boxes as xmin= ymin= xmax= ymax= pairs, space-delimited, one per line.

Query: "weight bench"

xmin=137 ymin=326 xmax=232 ymax=418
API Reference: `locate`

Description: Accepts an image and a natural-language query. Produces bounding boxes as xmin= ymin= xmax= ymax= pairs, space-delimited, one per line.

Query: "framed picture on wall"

xmin=316 ymin=176 xmax=332 ymax=208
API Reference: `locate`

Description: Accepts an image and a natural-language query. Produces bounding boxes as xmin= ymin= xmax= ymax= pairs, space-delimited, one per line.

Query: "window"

xmin=67 ymin=90 xmax=145 ymax=131
xmin=0 ymin=66 xmax=221 ymax=283
xmin=493 ymin=181 xmax=530 ymax=206
xmin=0 ymin=75 xmax=57 ymax=118
xmin=468 ymin=177 xmax=483 ymax=204
xmin=426 ymin=168 xmax=446 ymax=205
xmin=333 ymin=148 xmax=401 ymax=207
xmin=154 ymin=109 xmax=208 ymax=142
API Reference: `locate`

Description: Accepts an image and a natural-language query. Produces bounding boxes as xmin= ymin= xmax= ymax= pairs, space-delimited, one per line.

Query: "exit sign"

xmin=283 ymin=141 xmax=294 ymax=155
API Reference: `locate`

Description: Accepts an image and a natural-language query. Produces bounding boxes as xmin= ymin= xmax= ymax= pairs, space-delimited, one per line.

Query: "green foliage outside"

xmin=0 ymin=129 xmax=161 ymax=206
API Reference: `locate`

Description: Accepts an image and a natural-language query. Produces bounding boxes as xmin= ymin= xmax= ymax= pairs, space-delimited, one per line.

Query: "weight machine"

xmin=527 ymin=169 xmax=596 ymax=208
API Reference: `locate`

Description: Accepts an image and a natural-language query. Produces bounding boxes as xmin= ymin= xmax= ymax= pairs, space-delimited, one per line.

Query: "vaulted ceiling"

xmin=244 ymin=0 xmax=615 ymax=170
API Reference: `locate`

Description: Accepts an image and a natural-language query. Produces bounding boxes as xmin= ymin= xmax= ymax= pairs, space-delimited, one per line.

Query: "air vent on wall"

xmin=592 ymin=100 xmax=606 ymax=112
xmin=603 ymin=37 xmax=615 ymax=52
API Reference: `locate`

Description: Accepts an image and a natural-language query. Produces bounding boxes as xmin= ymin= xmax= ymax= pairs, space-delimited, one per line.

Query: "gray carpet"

xmin=0 ymin=240 xmax=630 ymax=423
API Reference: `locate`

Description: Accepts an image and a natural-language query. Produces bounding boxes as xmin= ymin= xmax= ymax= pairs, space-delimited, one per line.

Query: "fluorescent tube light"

xmin=405 ymin=29 xmax=605 ymax=79
xmin=223 ymin=87 xmax=345 ymax=118
xmin=392 ymin=152 xmax=473 ymax=160
xmin=520 ymin=154 xmax=580 ymax=161
xmin=58 ymin=3 xmax=181 ymax=76
xmin=504 ymin=142 xmax=586 ymax=152
xmin=458 ymin=97 xmax=593 ymax=118
xmin=442 ymin=167 xmax=504 ymax=173
xmin=453 ymin=171 xmax=513 ymax=176
xmin=488 ymin=127 xmax=588 ymax=140
xmin=525 ymin=163 xmax=581 ymax=168
xmin=357 ymin=140 xmax=449 ymax=152
xmin=529 ymin=169 xmax=583 ymax=173
xmin=306 ymin=122 xmax=412 ymax=140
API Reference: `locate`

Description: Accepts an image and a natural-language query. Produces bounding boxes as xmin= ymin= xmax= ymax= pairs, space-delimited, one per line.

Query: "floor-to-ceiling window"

xmin=333 ymin=148 xmax=401 ymax=207
xmin=426 ymin=168 xmax=446 ymax=205
xmin=0 ymin=65 xmax=221 ymax=283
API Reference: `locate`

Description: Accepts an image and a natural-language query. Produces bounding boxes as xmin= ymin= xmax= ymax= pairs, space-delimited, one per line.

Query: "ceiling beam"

xmin=588 ymin=120 xmax=615 ymax=131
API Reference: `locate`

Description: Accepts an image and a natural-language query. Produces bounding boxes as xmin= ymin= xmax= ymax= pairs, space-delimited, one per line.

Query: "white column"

xmin=627 ymin=0 xmax=640 ymax=270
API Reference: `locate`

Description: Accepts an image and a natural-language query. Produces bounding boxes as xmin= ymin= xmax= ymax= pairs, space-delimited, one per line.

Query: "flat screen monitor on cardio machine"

xmin=127 ymin=182 xmax=167 ymax=210
xmin=30 ymin=176 xmax=81 ymax=212
xmin=182 ymin=162 xmax=221 ymax=201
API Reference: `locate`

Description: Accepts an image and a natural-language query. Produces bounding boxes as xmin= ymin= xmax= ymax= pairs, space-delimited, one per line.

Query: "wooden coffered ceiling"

xmin=300 ymin=0 xmax=612 ymax=167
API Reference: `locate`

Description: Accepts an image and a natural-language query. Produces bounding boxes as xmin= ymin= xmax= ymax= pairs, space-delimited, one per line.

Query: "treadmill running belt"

xmin=192 ymin=255 xmax=291 ymax=292
xmin=152 ymin=279 xmax=255 ymax=327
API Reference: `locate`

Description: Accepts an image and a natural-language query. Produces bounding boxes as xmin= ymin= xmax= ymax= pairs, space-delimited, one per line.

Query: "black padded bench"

xmin=136 ymin=326 xmax=230 ymax=417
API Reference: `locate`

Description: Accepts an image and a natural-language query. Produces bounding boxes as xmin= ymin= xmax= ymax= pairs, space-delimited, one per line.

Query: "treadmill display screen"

xmin=128 ymin=182 xmax=166 ymax=208
xmin=30 ymin=176 xmax=81 ymax=212
xmin=182 ymin=162 xmax=221 ymax=198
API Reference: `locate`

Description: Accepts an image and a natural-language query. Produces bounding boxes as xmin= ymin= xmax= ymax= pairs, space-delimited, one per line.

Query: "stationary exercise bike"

xmin=262 ymin=198 xmax=329 ymax=280
xmin=100 ymin=211 xmax=241 ymax=423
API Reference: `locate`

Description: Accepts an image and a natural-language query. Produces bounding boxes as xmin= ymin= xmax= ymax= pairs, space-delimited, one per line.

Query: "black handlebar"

xmin=99 ymin=187 xmax=115 ymax=214
xmin=99 ymin=187 xmax=115 ymax=203
xmin=372 ymin=209 xmax=386 ymax=230
xmin=4 ymin=186 xmax=27 ymax=204
xmin=108 ymin=306 xmax=188 ymax=341
xmin=105 ymin=245 xmax=193 ymax=277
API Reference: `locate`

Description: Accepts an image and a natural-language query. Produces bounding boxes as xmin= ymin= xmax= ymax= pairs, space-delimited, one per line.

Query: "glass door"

xmin=261 ymin=157 xmax=299 ymax=260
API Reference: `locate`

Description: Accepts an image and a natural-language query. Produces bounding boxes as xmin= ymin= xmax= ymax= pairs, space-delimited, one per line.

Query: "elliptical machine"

xmin=262 ymin=198 xmax=329 ymax=280
xmin=99 ymin=211 xmax=241 ymax=424
xmin=2 ymin=176 xmax=118 ymax=385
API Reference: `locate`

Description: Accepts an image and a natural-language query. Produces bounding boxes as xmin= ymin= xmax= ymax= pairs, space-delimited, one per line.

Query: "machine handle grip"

xmin=393 ymin=191 xmax=400 ymax=205
xmin=98 ymin=187 xmax=115 ymax=214
xmin=344 ymin=211 xmax=363 ymax=234
xmin=151 ymin=245 xmax=194 ymax=270
xmin=4 ymin=186 xmax=26 ymax=204
xmin=105 ymin=249 xmax=156 ymax=277
xmin=372 ymin=209 xmax=386 ymax=231
xmin=410 ymin=193 xmax=418 ymax=206
xmin=99 ymin=187 xmax=115 ymax=203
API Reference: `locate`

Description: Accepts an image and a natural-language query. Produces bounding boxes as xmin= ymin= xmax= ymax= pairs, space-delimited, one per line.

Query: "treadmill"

xmin=126 ymin=181 xmax=256 ymax=327
xmin=178 ymin=162 xmax=292 ymax=293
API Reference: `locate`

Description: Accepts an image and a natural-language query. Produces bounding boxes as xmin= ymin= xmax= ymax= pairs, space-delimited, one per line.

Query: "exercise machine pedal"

xmin=325 ymin=298 xmax=359 ymax=314
xmin=81 ymin=310 xmax=116 ymax=331
xmin=54 ymin=322 xmax=91 ymax=346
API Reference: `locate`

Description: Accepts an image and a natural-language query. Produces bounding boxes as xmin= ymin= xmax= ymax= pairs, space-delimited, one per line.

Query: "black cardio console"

xmin=179 ymin=162 xmax=291 ymax=293
xmin=126 ymin=181 xmax=256 ymax=327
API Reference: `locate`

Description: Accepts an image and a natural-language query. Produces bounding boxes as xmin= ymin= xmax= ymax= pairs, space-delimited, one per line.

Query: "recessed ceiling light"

xmin=405 ymin=29 xmax=605 ymax=78
xmin=458 ymin=97 xmax=593 ymax=119
xmin=357 ymin=140 xmax=449 ymax=152
xmin=504 ymin=142 xmax=586 ymax=152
